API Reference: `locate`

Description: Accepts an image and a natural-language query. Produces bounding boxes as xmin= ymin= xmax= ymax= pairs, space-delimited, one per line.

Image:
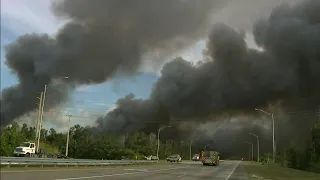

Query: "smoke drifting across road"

xmin=0 ymin=0 xmax=228 ymax=126
xmin=97 ymin=0 xmax=320 ymax=134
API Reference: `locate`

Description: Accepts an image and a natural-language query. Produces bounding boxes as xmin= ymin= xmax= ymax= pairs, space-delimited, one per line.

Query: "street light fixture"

xmin=156 ymin=126 xmax=171 ymax=159
xmin=246 ymin=141 xmax=254 ymax=161
xmin=255 ymin=108 xmax=276 ymax=163
xmin=249 ymin=133 xmax=259 ymax=162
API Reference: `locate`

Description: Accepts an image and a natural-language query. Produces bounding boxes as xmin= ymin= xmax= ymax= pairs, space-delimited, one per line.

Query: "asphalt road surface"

xmin=1 ymin=160 xmax=248 ymax=180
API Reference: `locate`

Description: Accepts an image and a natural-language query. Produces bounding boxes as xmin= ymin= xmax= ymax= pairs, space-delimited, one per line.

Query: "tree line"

xmin=1 ymin=122 xmax=319 ymax=173
xmin=0 ymin=122 xmax=193 ymax=160
xmin=256 ymin=124 xmax=320 ymax=174
xmin=277 ymin=124 xmax=320 ymax=173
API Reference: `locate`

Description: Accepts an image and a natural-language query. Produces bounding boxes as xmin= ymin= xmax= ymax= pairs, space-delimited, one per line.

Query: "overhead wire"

xmin=38 ymin=106 xmax=320 ymax=124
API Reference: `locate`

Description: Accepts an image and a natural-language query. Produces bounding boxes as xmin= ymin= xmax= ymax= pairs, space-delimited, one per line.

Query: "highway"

xmin=1 ymin=160 xmax=248 ymax=180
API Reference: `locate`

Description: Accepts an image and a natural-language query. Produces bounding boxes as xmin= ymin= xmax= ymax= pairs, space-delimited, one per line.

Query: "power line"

xmin=287 ymin=109 xmax=317 ymax=114
xmin=69 ymin=100 xmax=114 ymax=104
xmin=42 ymin=110 xmax=103 ymax=118
xmin=35 ymin=106 xmax=320 ymax=123
xmin=61 ymin=106 xmax=111 ymax=111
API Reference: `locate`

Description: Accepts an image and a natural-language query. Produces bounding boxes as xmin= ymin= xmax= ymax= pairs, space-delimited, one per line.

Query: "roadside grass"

xmin=244 ymin=161 xmax=320 ymax=180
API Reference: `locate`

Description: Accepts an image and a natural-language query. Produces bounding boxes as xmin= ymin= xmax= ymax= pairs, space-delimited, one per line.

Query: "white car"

xmin=145 ymin=155 xmax=159 ymax=161
xmin=167 ymin=154 xmax=182 ymax=162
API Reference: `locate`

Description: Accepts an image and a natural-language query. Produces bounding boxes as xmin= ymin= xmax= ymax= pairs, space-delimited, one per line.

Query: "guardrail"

xmin=0 ymin=157 xmax=158 ymax=168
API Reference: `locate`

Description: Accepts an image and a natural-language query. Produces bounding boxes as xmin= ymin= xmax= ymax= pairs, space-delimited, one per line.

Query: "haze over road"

xmin=1 ymin=160 xmax=248 ymax=180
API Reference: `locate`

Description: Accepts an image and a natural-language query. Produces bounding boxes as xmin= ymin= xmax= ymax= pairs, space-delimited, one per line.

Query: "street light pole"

xmin=190 ymin=140 xmax=192 ymax=160
xmin=190 ymin=137 xmax=199 ymax=160
xmin=317 ymin=106 xmax=320 ymax=124
xmin=157 ymin=126 xmax=171 ymax=159
xmin=249 ymin=133 xmax=260 ymax=162
xmin=246 ymin=141 xmax=254 ymax=161
xmin=65 ymin=114 xmax=72 ymax=157
xmin=255 ymin=108 xmax=276 ymax=163
xmin=272 ymin=113 xmax=275 ymax=163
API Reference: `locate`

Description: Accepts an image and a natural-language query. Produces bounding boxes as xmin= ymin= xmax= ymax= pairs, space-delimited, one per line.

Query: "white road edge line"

xmin=54 ymin=166 xmax=190 ymax=180
xmin=124 ymin=169 xmax=148 ymax=172
xmin=177 ymin=172 xmax=187 ymax=178
xmin=225 ymin=161 xmax=241 ymax=180
xmin=0 ymin=167 xmax=110 ymax=173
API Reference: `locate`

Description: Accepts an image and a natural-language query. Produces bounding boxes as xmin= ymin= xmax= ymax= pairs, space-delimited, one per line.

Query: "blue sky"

xmin=1 ymin=0 xmax=274 ymax=131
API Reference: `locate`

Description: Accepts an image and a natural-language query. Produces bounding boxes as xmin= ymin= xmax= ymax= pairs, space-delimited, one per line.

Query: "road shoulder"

xmin=243 ymin=161 xmax=320 ymax=180
xmin=225 ymin=161 xmax=249 ymax=180
xmin=0 ymin=163 xmax=189 ymax=180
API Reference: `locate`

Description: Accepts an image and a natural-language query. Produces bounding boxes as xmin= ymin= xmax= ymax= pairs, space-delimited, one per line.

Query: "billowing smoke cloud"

xmin=1 ymin=0 xmax=228 ymax=126
xmin=97 ymin=0 xmax=320 ymax=135
xmin=191 ymin=107 xmax=319 ymax=158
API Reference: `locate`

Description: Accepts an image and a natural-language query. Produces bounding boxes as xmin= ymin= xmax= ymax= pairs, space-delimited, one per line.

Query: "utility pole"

xmin=35 ymin=92 xmax=43 ymax=142
xmin=246 ymin=141 xmax=254 ymax=161
xmin=157 ymin=126 xmax=171 ymax=159
xmin=255 ymin=108 xmax=276 ymax=163
xmin=37 ymin=85 xmax=47 ymax=153
xmin=249 ymin=133 xmax=260 ymax=162
xmin=65 ymin=114 xmax=72 ymax=157
xmin=36 ymin=77 xmax=68 ymax=153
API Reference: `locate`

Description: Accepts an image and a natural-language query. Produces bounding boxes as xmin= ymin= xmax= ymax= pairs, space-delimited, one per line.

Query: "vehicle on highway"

xmin=145 ymin=155 xmax=159 ymax=161
xmin=13 ymin=142 xmax=36 ymax=157
xmin=166 ymin=154 xmax=182 ymax=162
xmin=192 ymin=153 xmax=200 ymax=161
xmin=201 ymin=151 xmax=220 ymax=166
xmin=13 ymin=141 xmax=67 ymax=158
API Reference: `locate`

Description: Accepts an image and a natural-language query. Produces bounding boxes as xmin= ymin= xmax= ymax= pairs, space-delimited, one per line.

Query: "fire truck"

xmin=201 ymin=151 xmax=220 ymax=166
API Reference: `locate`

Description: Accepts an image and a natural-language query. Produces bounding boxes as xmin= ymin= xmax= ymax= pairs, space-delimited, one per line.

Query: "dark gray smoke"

xmin=1 ymin=0 xmax=228 ymax=126
xmin=97 ymin=0 xmax=320 ymax=134
xmin=192 ymin=105 xmax=319 ymax=159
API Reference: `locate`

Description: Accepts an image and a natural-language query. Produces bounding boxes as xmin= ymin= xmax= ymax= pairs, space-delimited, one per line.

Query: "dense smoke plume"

xmin=192 ymin=106 xmax=319 ymax=158
xmin=1 ymin=0 xmax=228 ymax=126
xmin=97 ymin=0 xmax=320 ymax=135
xmin=1 ymin=0 xmax=319 ymax=158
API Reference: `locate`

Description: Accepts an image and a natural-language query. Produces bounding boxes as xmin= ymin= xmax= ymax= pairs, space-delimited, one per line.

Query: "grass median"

xmin=244 ymin=161 xmax=320 ymax=180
